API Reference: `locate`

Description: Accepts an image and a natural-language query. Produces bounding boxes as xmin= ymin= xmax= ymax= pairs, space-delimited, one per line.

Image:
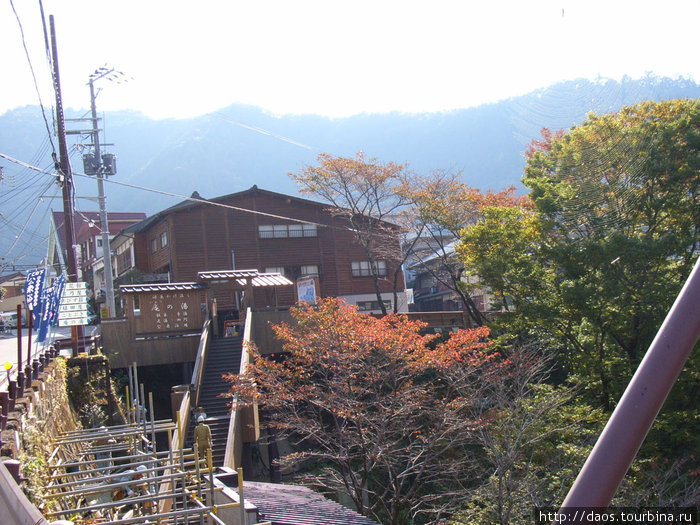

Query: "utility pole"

xmin=88 ymin=75 xmax=116 ymax=317
xmin=50 ymin=15 xmax=84 ymax=354
xmin=66 ymin=67 xmax=124 ymax=317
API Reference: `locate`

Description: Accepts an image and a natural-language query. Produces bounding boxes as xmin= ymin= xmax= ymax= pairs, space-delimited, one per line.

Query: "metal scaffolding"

xmin=41 ymin=374 xmax=252 ymax=525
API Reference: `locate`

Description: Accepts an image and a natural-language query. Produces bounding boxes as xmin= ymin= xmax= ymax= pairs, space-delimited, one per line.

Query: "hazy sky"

xmin=2 ymin=0 xmax=698 ymax=120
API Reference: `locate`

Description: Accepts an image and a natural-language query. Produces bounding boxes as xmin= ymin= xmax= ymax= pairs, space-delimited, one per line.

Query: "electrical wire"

xmin=0 ymin=152 xmax=353 ymax=233
xmin=2 ymin=178 xmax=55 ymax=258
xmin=9 ymin=0 xmax=57 ymax=156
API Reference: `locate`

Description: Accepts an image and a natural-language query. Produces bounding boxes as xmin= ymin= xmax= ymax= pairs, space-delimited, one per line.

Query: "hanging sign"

xmin=296 ymin=277 xmax=317 ymax=305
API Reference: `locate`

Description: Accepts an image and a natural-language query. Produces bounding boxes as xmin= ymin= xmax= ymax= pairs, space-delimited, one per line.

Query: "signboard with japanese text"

xmin=296 ymin=276 xmax=318 ymax=305
xmin=129 ymin=289 xmax=204 ymax=335
xmin=58 ymin=281 xmax=89 ymax=327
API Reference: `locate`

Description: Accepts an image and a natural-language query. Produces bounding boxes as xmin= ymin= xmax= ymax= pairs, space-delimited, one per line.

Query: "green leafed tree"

xmin=459 ymin=99 xmax=700 ymax=460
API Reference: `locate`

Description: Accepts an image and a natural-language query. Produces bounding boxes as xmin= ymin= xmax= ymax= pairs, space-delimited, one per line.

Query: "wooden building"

xmin=120 ymin=186 xmax=408 ymax=314
xmin=48 ymin=210 xmax=148 ymax=307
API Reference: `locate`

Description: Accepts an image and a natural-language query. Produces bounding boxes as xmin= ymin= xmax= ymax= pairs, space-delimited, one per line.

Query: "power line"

xmin=9 ymin=0 xmax=57 ymax=156
xmin=0 ymin=151 xmax=352 ymax=233
xmin=2 ymin=178 xmax=55 ymax=260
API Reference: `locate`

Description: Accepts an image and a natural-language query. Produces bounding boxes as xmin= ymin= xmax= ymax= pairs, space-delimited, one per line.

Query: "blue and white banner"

xmin=24 ymin=269 xmax=46 ymax=314
xmin=36 ymin=275 xmax=66 ymax=342
xmin=36 ymin=285 xmax=55 ymax=343
xmin=52 ymin=275 xmax=67 ymax=323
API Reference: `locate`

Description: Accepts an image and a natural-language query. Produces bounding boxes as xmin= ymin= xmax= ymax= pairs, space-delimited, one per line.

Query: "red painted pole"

xmin=27 ymin=312 xmax=33 ymax=368
xmin=16 ymin=305 xmax=24 ymax=391
xmin=559 ymin=257 xmax=700 ymax=514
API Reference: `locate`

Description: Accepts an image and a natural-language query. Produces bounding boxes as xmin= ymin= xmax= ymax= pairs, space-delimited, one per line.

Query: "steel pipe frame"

xmin=559 ymin=257 xmax=700 ymax=513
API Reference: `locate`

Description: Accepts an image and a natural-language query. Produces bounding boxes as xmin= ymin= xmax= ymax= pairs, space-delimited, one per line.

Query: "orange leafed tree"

xmin=400 ymin=170 xmax=530 ymax=326
xmin=290 ymin=152 xmax=413 ymax=314
xmin=226 ymin=297 xmax=532 ymax=524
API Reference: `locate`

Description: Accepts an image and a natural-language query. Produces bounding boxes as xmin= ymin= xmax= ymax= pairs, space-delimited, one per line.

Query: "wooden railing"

xmin=223 ymin=308 xmax=259 ymax=470
xmin=190 ymin=319 xmax=212 ymax=411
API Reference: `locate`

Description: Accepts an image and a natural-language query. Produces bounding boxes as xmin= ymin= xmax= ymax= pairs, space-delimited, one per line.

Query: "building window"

xmin=265 ymin=265 xmax=319 ymax=279
xmin=150 ymin=238 xmax=158 ymax=253
xmin=259 ymin=223 xmax=317 ymax=239
xmin=357 ymin=300 xmax=391 ymax=312
xmin=161 ymin=231 xmax=168 ymax=248
xmin=300 ymin=265 xmax=318 ymax=276
xmin=97 ymin=238 xmax=103 ymax=248
xmin=352 ymin=260 xmax=387 ymax=277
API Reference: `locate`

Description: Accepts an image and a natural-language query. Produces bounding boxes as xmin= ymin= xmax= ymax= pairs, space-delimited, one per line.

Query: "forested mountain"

xmin=1 ymin=75 xmax=698 ymax=266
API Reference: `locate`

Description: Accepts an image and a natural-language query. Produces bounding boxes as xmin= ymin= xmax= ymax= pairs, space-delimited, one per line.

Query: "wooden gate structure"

xmin=101 ymin=270 xmax=292 ymax=369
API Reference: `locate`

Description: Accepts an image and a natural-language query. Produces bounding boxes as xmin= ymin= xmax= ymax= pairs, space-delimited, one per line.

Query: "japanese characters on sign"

xmin=24 ymin=269 xmax=46 ymax=313
xmin=149 ymin=291 xmax=192 ymax=331
xmin=58 ymin=282 xmax=89 ymax=327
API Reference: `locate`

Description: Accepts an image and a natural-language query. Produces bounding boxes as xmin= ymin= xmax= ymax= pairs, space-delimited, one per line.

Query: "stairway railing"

xmin=191 ymin=319 xmax=212 ymax=411
xmin=223 ymin=308 xmax=259 ymax=469
xmin=171 ymin=319 xmax=210 ymax=454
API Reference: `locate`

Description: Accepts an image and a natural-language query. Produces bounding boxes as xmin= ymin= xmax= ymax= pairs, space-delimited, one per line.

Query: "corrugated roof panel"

xmin=242 ymin=482 xmax=379 ymax=525
xmin=199 ymin=270 xmax=293 ymax=287
xmin=120 ymin=282 xmax=206 ymax=293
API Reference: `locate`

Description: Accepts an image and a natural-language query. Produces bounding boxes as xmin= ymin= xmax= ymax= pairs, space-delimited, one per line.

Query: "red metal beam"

xmin=559 ymin=256 xmax=700 ymax=512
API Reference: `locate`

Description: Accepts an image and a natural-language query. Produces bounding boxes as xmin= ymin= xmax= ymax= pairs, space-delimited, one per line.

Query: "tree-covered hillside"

xmin=1 ymin=75 xmax=698 ymax=268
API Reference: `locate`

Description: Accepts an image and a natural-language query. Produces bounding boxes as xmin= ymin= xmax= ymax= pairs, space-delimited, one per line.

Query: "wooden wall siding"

xmin=100 ymin=317 xmax=200 ymax=368
xmin=147 ymin=218 xmax=172 ymax=273
xmin=126 ymin=289 xmax=205 ymax=335
xmin=173 ymin=208 xmax=208 ymax=280
xmin=213 ymin=288 xmax=238 ymax=312
xmin=251 ymin=309 xmax=293 ymax=355
xmin=133 ymin=234 xmax=149 ymax=274
xmin=203 ymin=206 xmax=230 ymax=270
xmin=136 ymin=188 xmax=404 ymax=305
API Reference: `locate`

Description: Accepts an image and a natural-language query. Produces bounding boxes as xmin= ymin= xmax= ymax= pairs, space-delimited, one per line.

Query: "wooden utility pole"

xmin=50 ymin=15 xmax=84 ymax=355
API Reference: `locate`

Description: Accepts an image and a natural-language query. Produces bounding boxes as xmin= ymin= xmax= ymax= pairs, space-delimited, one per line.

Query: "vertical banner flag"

xmin=36 ymin=275 xmax=66 ymax=343
xmin=24 ymin=269 xmax=46 ymax=324
xmin=36 ymin=285 xmax=54 ymax=343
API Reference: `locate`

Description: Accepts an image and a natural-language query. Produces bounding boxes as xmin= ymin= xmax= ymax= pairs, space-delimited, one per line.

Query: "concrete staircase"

xmin=187 ymin=335 xmax=242 ymax=466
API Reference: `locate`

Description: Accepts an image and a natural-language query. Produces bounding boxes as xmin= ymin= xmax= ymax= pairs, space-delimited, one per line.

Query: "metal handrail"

xmin=190 ymin=319 xmax=212 ymax=410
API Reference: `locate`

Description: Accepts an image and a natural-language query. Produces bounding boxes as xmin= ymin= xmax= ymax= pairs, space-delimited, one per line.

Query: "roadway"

xmin=0 ymin=325 xmax=98 ymax=389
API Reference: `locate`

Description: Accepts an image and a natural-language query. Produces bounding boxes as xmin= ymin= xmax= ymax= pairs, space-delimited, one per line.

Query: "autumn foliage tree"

xmin=401 ymin=170 xmax=529 ymax=326
xmin=290 ymin=152 xmax=413 ymax=314
xmin=226 ymin=297 xmax=533 ymax=525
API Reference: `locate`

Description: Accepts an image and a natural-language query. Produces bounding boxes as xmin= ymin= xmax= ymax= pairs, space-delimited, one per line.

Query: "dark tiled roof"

xmin=243 ymin=482 xmax=379 ymax=525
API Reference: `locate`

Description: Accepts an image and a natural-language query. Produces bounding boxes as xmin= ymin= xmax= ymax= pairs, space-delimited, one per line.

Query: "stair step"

xmin=186 ymin=335 xmax=244 ymax=466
